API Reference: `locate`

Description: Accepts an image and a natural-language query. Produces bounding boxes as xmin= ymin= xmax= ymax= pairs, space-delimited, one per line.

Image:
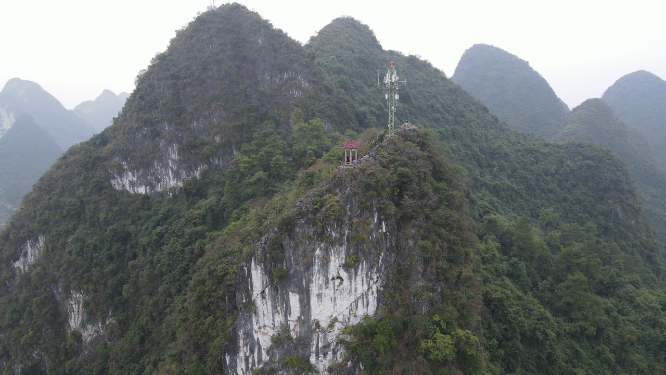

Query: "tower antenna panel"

xmin=382 ymin=61 xmax=406 ymax=134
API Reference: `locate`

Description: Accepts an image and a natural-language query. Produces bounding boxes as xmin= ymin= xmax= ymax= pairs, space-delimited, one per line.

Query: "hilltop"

xmin=602 ymin=70 xmax=666 ymax=171
xmin=555 ymin=98 xmax=666 ymax=243
xmin=73 ymin=90 xmax=129 ymax=132
xmin=0 ymin=114 xmax=62 ymax=229
xmin=451 ymin=44 xmax=569 ymax=139
xmin=0 ymin=78 xmax=95 ymax=149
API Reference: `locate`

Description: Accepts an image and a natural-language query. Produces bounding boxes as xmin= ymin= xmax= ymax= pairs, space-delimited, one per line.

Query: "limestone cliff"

xmin=226 ymin=175 xmax=394 ymax=374
xmin=224 ymin=124 xmax=480 ymax=374
xmin=105 ymin=4 xmax=332 ymax=197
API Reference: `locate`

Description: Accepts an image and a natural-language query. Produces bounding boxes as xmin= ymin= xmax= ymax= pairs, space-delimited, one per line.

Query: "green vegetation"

xmin=1 ymin=5 xmax=666 ymax=375
xmin=478 ymin=211 xmax=666 ymax=373
xmin=602 ymin=70 xmax=666 ymax=171
xmin=283 ymin=355 xmax=314 ymax=372
xmin=341 ymin=127 xmax=481 ymax=373
xmin=555 ymin=98 xmax=666 ymax=244
xmin=0 ymin=114 xmax=62 ymax=229
xmin=451 ymin=44 xmax=569 ymax=139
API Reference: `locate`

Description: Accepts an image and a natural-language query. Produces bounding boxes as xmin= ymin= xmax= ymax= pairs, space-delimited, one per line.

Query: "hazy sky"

xmin=2 ymin=0 xmax=664 ymax=110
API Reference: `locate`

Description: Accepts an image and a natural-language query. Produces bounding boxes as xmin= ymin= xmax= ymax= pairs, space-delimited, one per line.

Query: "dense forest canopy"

xmin=555 ymin=99 xmax=666 ymax=244
xmin=1 ymin=4 xmax=665 ymax=374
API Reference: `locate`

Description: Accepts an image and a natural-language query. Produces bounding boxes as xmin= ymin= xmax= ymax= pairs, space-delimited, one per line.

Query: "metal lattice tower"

xmin=382 ymin=62 xmax=405 ymax=134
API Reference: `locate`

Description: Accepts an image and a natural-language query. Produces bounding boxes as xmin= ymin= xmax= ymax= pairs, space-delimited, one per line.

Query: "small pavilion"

xmin=341 ymin=139 xmax=361 ymax=166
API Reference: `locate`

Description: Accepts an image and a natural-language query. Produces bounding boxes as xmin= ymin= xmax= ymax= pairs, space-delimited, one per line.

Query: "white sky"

xmin=1 ymin=0 xmax=664 ymax=110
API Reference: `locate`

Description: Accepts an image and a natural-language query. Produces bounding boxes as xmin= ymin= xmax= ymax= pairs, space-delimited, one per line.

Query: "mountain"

xmin=451 ymin=44 xmax=569 ymax=139
xmin=0 ymin=114 xmax=62 ymax=229
xmin=0 ymin=78 xmax=96 ymax=149
xmin=73 ymin=89 xmax=129 ymax=132
xmin=602 ymin=70 xmax=666 ymax=170
xmin=1 ymin=6 xmax=666 ymax=374
xmin=555 ymin=98 xmax=666 ymax=243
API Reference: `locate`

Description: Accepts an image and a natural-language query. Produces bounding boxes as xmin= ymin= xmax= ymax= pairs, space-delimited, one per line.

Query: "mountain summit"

xmin=0 ymin=114 xmax=62 ymax=228
xmin=73 ymin=89 xmax=129 ymax=132
xmin=602 ymin=70 xmax=666 ymax=170
xmin=555 ymin=98 xmax=666 ymax=242
xmin=0 ymin=78 xmax=95 ymax=149
xmin=452 ymin=44 xmax=569 ymax=139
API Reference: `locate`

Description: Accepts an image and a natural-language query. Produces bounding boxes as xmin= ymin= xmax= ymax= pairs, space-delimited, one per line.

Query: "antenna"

xmin=382 ymin=61 xmax=406 ymax=134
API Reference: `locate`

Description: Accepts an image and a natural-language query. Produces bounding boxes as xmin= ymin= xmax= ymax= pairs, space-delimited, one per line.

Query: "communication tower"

xmin=381 ymin=62 xmax=406 ymax=134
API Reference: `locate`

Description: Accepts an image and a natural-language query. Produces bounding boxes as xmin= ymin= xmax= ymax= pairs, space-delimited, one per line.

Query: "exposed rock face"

xmin=225 ymin=123 xmax=462 ymax=374
xmin=66 ymin=291 xmax=112 ymax=346
xmin=110 ymin=142 xmax=210 ymax=195
xmin=0 ymin=106 xmax=15 ymax=138
xmin=12 ymin=235 xmax=44 ymax=274
xmin=226 ymin=205 xmax=395 ymax=374
xmin=105 ymin=4 xmax=322 ymax=196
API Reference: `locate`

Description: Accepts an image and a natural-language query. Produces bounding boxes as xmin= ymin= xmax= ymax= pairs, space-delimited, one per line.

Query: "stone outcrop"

xmin=226 ymin=124 xmax=430 ymax=374
xmin=226 ymin=204 xmax=395 ymax=374
xmin=12 ymin=235 xmax=45 ymax=274
xmin=65 ymin=291 xmax=112 ymax=347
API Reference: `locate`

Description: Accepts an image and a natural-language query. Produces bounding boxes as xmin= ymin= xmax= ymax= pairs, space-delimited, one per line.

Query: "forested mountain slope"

xmin=0 ymin=114 xmax=62 ymax=229
xmin=307 ymin=19 xmax=654 ymax=246
xmin=0 ymin=79 xmax=95 ymax=149
xmin=451 ymin=44 xmax=569 ymax=139
xmin=602 ymin=70 xmax=666 ymax=171
xmin=1 ymin=6 xmax=666 ymax=375
xmin=555 ymin=98 xmax=666 ymax=243
xmin=73 ymin=90 xmax=129 ymax=132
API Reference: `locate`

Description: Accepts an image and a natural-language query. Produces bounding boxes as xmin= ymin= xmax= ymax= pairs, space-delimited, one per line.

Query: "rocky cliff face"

xmin=65 ymin=291 xmax=112 ymax=347
xmin=12 ymin=235 xmax=44 ymax=274
xmin=109 ymin=139 xmax=210 ymax=195
xmin=226 ymin=179 xmax=395 ymax=374
xmin=224 ymin=124 xmax=476 ymax=374
xmin=105 ymin=4 xmax=329 ymax=196
xmin=0 ymin=106 xmax=15 ymax=138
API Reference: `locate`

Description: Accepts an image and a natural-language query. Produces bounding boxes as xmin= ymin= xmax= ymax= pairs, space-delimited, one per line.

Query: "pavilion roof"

xmin=341 ymin=139 xmax=361 ymax=149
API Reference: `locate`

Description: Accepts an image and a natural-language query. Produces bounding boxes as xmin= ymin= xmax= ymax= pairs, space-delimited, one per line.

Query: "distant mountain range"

xmin=0 ymin=114 xmax=62 ymax=229
xmin=452 ymin=44 xmax=570 ymax=139
xmin=555 ymin=98 xmax=666 ymax=241
xmin=451 ymin=44 xmax=666 ymax=243
xmin=73 ymin=89 xmax=129 ymax=132
xmin=0 ymin=78 xmax=95 ymax=149
xmin=0 ymin=80 xmax=126 ymax=228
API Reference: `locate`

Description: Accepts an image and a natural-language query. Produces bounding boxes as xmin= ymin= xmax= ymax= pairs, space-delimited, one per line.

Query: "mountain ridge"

xmin=73 ymin=89 xmax=129 ymax=132
xmin=555 ymin=98 xmax=666 ymax=243
xmin=0 ymin=78 xmax=95 ymax=149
